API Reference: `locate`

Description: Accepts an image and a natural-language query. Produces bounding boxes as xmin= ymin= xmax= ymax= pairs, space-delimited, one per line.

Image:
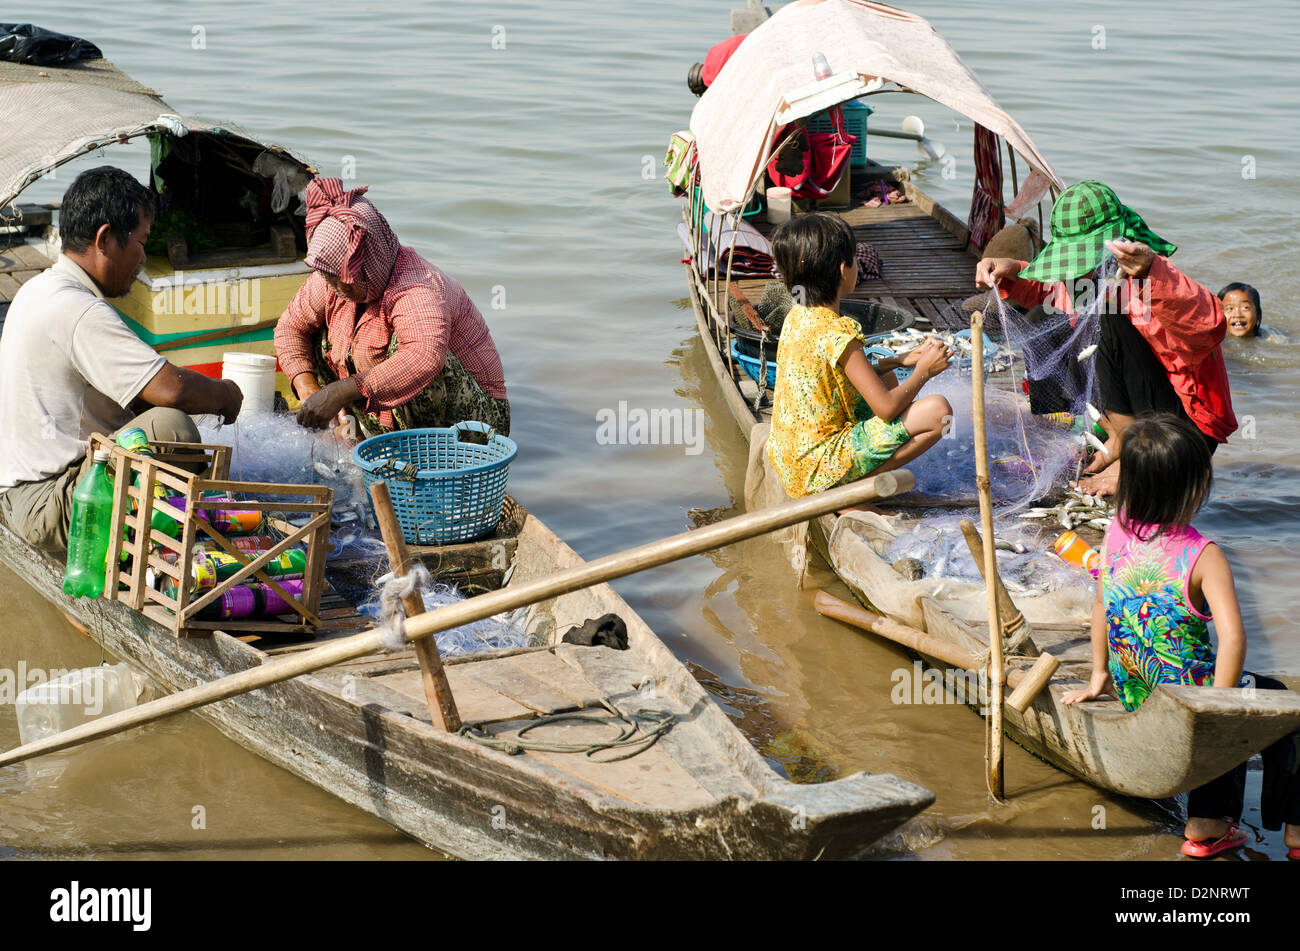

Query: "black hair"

xmin=1115 ymin=414 xmax=1213 ymax=542
xmin=1217 ymin=282 xmax=1264 ymax=337
xmin=60 ymin=166 xmax=157 ymax=254
xmin=771 ymin=212 xmax=856 ymax=307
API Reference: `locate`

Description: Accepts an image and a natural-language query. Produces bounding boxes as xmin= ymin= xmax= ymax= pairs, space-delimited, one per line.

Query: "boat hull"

xmin=685 ymin=245 xmax=1300 ymax=801
xmin=0 ymin=511 xmax=931 ymax=860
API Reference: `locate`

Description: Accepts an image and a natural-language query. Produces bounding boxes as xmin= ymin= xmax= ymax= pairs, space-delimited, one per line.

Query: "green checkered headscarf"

xmin=1019 ymin=180 xmax=1176 ymax=283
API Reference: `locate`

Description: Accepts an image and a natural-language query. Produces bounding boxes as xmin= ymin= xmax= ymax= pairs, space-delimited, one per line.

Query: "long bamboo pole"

xmin=813 ymin=591 xmax=1058 ymax=713
xmin=370 ymin=481 xmax=460 ymax=732
xmin=0 ymin=470 xmax=914 ymax=769
xmin=971 ymin=310 xmax=1006 ymax=802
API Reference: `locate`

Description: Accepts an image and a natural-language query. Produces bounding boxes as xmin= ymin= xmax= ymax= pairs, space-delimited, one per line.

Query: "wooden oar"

xmin=0 ymin=470 xmax=912 ymax=769
xmin=813 ymin=591 xmax=1059 ymax=713
xmin=957 ymin=518 xmax=1038 ymax=657
xmin=970 ymin=310 xmax=1005 ymax=802
xmin=370 ymin=481 xmax=461 ymax=732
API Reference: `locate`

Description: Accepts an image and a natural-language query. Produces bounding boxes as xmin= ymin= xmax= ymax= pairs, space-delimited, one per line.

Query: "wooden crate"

xmin=88 ymin=433 xmax=333 ymax=638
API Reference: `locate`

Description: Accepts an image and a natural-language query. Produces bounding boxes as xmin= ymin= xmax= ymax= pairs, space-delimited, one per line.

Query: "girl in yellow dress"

xmin=766 ymin=214 xmax=954 ymax=498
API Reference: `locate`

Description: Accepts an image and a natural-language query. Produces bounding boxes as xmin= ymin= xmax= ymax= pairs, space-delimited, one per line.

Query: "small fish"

xmin=1086 ymin=402 xmax=1102 ymax=422
xmin=1077 ymin=344 xmax=1098 ymax=361
xmin=1085 ymin=431 xmax=1110 ymax=456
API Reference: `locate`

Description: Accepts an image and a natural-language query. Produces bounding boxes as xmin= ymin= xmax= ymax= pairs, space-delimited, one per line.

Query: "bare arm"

xmin=841 ymin=338 xmax=950 ymax=422
xmin=1063 ymin=576 xmax=1112 ymax=704
xmin=137 ymin=363 xmax=243 ymax=424
xmin=1192 ymin=543 xmax=1246 ymax=689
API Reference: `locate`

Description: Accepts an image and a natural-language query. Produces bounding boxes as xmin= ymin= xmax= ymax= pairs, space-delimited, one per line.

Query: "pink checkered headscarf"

xmin=304 ymin=178 xmax=400 ymax=303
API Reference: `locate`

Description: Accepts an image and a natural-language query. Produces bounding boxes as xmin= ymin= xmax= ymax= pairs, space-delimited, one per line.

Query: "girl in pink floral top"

xmin=1063 ymin=414 xmax=1299 ymax=858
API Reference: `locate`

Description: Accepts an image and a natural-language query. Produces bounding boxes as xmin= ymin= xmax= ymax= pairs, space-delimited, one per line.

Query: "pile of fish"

xmin=869 ymin=327 xmax=1016 ymax=375
xmin=1016 ymin=486 xmax=1113 ymax=532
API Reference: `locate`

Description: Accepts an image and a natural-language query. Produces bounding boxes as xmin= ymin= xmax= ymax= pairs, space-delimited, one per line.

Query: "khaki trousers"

xmin=0 ymin=408 xmax=201 ymax=552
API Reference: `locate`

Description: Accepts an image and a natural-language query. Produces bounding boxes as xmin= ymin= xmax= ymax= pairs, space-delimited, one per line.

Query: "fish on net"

xmin=879 ymin=267 xmax=1121 ymax=589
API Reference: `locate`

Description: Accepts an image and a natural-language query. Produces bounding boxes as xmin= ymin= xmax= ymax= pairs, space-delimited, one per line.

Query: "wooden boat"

xmin=0 ymin=52 xmax=314 ymax=395
xmin=678 ymin=2 xmax=1300 ymax=799
xmin=0 ymin=493 xmax=934 ymax=859
xmin=1 ymin=27 xmax=932 ymax=859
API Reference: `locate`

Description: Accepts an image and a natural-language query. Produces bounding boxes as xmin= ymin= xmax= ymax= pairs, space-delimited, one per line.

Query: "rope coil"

xmin=457 ymin=699 xmax=676 ymax=762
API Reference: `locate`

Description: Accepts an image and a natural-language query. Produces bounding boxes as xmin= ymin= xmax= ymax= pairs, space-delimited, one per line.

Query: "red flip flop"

xmin=1181 ymin=824 xmax=1248 ymax=859
xmin=1288 ymin=847 xmax=1300 ymax=861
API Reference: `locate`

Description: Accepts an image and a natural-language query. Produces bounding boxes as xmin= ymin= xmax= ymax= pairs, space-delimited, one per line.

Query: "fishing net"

xmin=895 ymin=264 xmax=1119 ymax=515
xmin=196 ymin=413 xmax=530 ymax=656
xmin=875 ymin=269 xmax=1123 ymax=593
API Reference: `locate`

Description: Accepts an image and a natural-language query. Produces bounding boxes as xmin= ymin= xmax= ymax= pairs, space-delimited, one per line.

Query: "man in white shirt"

xmin=0 ymin=166 xmax=243 ymax=550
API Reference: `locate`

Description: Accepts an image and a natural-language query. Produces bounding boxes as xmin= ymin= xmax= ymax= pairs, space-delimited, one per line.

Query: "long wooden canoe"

xmin=690 ymin=261 xmax=1300 ymax=798
xmin=677 ymin=5 xmax=1300 ymax=801
xmin=681 ymin=159 xmax=1300 ymax=805
xmin=0 ymin=496 xmax=933 ymax=859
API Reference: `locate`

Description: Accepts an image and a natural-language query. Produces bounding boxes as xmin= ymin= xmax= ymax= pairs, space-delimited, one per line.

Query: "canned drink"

xmin=204 ymin=548 xmax=306 ymax=582
xmin=160 ymin=554 xmax=219 ymax=602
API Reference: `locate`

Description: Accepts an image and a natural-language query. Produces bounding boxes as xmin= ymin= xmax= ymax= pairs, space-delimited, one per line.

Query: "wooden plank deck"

xmin=733 ymin=198 xmax=980 ymax=333
xmin=0 ymin=240 xmax=53 ymax=306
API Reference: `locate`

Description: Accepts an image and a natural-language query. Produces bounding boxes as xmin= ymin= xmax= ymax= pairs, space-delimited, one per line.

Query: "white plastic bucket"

xmin=766 ymin=187 xmax=792 ymax=225
xmin=222 ymin=352 xmax=278 ymax=415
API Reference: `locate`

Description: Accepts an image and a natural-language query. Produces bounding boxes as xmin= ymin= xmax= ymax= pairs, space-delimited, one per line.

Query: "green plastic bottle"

xmin=62 ymin=449 xmax=116 ymax=598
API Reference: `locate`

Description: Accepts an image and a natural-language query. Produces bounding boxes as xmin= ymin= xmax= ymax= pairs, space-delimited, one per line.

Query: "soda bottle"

xmin=62 ymin=449 xmax=116 ymax=598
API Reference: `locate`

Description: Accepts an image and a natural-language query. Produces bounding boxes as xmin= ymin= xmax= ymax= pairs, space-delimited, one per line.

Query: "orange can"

xmin=1053 ymin=531 xmax=1100 ymax=571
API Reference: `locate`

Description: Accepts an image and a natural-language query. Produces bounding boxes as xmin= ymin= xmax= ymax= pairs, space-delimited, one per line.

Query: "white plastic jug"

xmin=15 ymin=663 xmax=150 ymax=747
xmin=222 ymin=352 xmax=278 ymax=416
xmin=14 ymin=663 xmax=152 ymax=781
xmin=766 ymin=187 xmax=792 ymax=225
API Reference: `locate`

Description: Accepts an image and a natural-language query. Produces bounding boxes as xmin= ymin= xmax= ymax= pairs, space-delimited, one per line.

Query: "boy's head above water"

xmin=1116 ymin=414 xmax=1213 ymax=539
xmin=1218 ymin=282 xmax=1263 ymax=338
xmin=771 ymin=213 xmax=856 ymax=307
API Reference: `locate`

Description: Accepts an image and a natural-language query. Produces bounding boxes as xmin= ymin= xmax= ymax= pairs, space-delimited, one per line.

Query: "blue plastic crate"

xmin=806 ymin=99 xmax=874 ymax=168
xmin=353 ymin=422 xmax=517 ymax=545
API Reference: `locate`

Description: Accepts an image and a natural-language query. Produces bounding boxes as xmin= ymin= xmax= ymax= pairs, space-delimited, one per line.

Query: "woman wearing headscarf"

xmin=974 ymin=180 xmax=1235 ymax=496
xmin=274 ymin=178 xmax=509 ymax=436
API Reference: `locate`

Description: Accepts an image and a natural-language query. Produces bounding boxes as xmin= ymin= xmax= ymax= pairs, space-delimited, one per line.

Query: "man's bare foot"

xmin=1285 ymin=823 xmax=1300 ymax=850
xmin=1074 ymin=465 xmax=1119 ymax=497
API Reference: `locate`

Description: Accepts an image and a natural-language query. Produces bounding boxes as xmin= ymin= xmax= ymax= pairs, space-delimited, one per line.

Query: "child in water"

xmin=1219 ymin=282 xmax=1283 ymax=340
xmin=1063 ymin=414 xmax=1300 ymax=859
xmin=765 ymin=213 xmax=954 ymax=500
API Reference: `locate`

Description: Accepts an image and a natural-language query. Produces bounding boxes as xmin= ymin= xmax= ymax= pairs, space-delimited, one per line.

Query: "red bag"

xmin=767 ymin=107 xmax=856 ymax=200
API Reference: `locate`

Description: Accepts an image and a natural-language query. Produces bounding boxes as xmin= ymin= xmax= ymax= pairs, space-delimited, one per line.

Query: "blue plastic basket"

xmin=353 ymin=421 xmax=517 ymax=545
xmin=731 ymin=339 xmax=776 ymax=389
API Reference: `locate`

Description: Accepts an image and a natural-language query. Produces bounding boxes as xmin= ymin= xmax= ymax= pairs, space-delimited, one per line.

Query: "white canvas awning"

xmin=690 ymin=0 xmax=1062 ymax=213
xmin=0 ymin=57 xmax=312 ymax=209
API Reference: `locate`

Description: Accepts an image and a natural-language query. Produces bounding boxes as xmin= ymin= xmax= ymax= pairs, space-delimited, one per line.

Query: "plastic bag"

xmin=0 ymin=24 xmax=101 ymax=66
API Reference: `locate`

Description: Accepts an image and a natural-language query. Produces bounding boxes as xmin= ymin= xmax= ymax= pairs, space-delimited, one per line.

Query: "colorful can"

xmin=193 ymin=580 xmax=305 ymax=621
xmin=160 ymin=555 xmax=219 ymax=602
xmin=166 ymin=496 xmax=263 ymax=536
xmin=1053 ymin=531 xmax=1101 ymax=572
xmin=204 ymin=547 xmax=306 ymax=582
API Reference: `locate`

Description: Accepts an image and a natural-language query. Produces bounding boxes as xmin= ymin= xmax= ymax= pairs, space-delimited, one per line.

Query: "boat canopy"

xmin=0 ymin=56 xmax=314 ymax=210
xmin=689 ymin=0 xmax=1062 ymax=215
